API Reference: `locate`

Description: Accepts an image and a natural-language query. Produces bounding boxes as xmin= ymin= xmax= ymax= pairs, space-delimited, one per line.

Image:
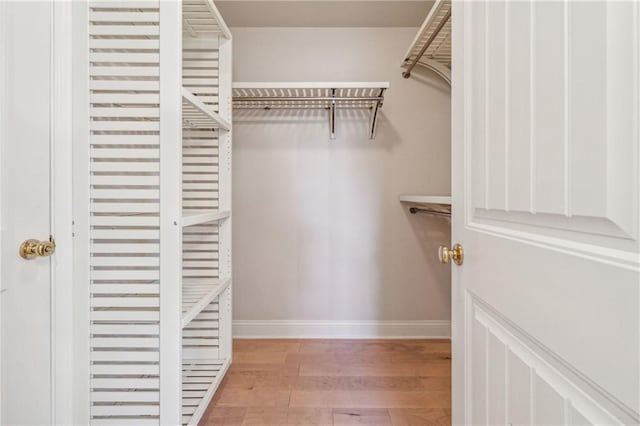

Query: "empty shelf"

xmin=182 ymin=277 xmax=231 ymax=328
xmin=399 ymin=195 xmax=451 ymax=206
xmin=401 ymin=0 xmax=451 ymax=84
xmin=182 ymin=87 xmax=230 ymax=130
xmin=182 ymin=210 xmax=230 ymax=227
xmin=183 ymin=0 xmax=231 ymax=39
xmin=232 ymin=82 xmax=389 ymax=139
xmin=182 ymin=358 xmax=231 ymax=425
xmin=232 ymin=82 xmax=389 ymax=109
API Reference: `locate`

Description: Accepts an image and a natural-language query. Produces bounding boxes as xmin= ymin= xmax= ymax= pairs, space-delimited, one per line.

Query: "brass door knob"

xmin=20 ymin=236 xmax=56 ymax=260
xmin=438 ymin=243 xmax=463 ymax=265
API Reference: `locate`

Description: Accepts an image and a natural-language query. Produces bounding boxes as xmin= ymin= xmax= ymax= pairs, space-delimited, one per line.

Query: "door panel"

xmin=453 ymin=1 xmax=639 ymax=424
xmin=470 ymin=1 xmax=638 ymax=243
xmin=1 ymin=2 xmax=52 ymax=424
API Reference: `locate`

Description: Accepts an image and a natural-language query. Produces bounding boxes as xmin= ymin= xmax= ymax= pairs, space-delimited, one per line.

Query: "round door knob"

xmin=438 ymin=243 xmax=463 ymax=265
xmin=20 ymin=236 xmax=56 ymax=260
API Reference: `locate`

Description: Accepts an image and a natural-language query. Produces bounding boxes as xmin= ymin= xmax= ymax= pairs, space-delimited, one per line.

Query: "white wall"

xmin=231 ymin=27 xmax=451 ymax=333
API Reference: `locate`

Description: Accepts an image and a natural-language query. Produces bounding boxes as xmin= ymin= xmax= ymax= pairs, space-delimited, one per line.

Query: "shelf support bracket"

xmin=368 ymin=88 xmax=385 ymax=139
xmin=328 ymin=88 xmax=336 ymax=140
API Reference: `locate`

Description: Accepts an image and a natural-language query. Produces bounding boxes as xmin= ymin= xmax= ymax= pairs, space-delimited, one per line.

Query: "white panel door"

xmin=0 ymin=1 xmax=53 ymax=425
xmin=452 ymin=1 xmax=639 ymax=425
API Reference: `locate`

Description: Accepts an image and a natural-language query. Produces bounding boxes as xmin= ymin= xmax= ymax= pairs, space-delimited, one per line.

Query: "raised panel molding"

xmin=473 ymin=208 xmax=635 ymax=241
xmin=467 ymin=1 xmax=639 ymax=243
xmin=467 ymin=293 xmax=639 ymax=425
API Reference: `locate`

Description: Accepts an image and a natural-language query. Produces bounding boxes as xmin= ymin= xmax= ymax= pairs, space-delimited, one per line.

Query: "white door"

xmin=452 ymin=1 xmax=639 ymax=425
xmin=0 ymin=1 xmax=72 ymax=424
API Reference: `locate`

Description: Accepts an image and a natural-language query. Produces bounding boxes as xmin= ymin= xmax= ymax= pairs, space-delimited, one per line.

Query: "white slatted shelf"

xmin=401 ymin=0 xmax=452 ymax=84
xmin=232 ymin=82 xmax=389 ymax=139
xmin=399 ymin=195 xmax=451 ymax=206
xmin=182 ymin=276 xmax=231 ymax=328
xmin=182 ymin=87 xmax=230 ymax=130
xmin=182 ymin=358 xmax=231 ymax=425
xmin=182 ymin=210 xmax=230 ymax=227
xmin=182 ymin=0 xmax=231 ymax=40
xmin=232 ymin=82 xmax=389 ymax=109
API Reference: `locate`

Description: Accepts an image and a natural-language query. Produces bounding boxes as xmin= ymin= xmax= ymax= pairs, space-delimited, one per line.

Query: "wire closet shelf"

xmin=232 ymin=82 xmax=390 ymax=139
xmin=401 ymin=0 xmax=451 ymax=84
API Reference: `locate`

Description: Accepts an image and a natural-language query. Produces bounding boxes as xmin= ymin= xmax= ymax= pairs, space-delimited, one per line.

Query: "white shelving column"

xmin=76 ymin=1 xmax=231 ymax=424
xmin=180 ymin=1 xmax=232 ymax=425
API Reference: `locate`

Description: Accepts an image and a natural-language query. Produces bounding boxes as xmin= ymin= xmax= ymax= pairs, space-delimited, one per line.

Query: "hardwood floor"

xmin=200 ymin=339 xmax=452 ymax=425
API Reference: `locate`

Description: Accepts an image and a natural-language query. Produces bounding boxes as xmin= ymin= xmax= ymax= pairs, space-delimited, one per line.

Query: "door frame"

xmin=450 ymin=0 xmax=466 ymax=424
xmin=0 ymin=1 xmax=6 ymax=421
xmin=0 ymin=2 xmax=75 ymax=424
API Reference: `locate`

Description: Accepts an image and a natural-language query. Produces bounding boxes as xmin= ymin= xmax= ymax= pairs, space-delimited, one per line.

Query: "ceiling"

xmin=215 ymin=1 xmax=433 ymax=27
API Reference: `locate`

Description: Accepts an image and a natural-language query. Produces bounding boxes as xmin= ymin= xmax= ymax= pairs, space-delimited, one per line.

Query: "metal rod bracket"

xmin=328 ymin=88 xmax=336 ymax=140
xmin=368 ymin=88 xmax=385 ymax=139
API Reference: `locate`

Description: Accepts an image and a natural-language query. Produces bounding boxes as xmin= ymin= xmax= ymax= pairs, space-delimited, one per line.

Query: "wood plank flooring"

xmin=200 ymin=339 xmax=452 ymax=425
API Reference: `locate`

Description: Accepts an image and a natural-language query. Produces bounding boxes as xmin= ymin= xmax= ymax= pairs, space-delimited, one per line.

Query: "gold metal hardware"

xmin=20 ymin=236 xmax=56 ymax=260
xmin=438 ymin=243 xmax=464 ymax=266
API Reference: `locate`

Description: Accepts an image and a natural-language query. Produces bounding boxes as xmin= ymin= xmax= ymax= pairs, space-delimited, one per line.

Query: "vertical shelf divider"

xmin=160 ymin=0 xmax=183 ymax=424
xmin=179 ymin=1 xmax=232 ymax=425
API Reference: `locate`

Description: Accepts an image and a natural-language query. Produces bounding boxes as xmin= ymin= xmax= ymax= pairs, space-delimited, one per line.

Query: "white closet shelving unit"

xmin=401 ymin=0 xmax=452 ymax=84
xmin=232 ymin=82 xmax=389 ymax=139
xmin=77 ymin=0 xmax=232 ymax=424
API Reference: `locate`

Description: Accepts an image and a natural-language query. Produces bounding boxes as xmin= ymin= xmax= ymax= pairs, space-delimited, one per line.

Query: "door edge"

xmin=451 ymin=1 xmax=468 ymax=425
xmin=51 ymin=2 xmax=75 ymax=424
xmin=0 ymin=1 xmax=6 ymax=422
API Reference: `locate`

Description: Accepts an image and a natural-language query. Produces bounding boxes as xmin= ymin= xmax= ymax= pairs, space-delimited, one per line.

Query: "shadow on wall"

xmin=233 ymin=108 xmax=401 ymax=151
xmin=403 ymin=207 xmax=452 ymax=315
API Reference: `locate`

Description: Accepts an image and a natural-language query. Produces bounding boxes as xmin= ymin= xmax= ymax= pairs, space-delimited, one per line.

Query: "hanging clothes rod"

xmin=409 ymin=207 xmax=451 ymax=218
xmin=402 ymin=7 xmax=452 ymax=79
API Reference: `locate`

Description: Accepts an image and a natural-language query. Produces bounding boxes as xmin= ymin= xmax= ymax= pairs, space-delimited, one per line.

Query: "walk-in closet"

xmin=68 ymin=0 xmax=454 ymax=423
xmin=5 ymin=0 xmax=636 ymax=424
xmin=75 ymin=0 xmax=452 ymax=423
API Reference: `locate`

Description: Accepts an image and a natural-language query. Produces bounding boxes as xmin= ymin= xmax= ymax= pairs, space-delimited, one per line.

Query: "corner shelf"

xmin=182 ymin=277 xmax=232 ymax=328
xmin=232 ymin=82 xmax=389 ymax=139
xmin=182 ymin=87 xmax=231 ymax=130
xmin=181 ymin=358 xmax=231 ymax=425
xmin=401 ymin=0 xmax=451 ymax=84
xmin=182 ymin=210 xmax=230 ymax=227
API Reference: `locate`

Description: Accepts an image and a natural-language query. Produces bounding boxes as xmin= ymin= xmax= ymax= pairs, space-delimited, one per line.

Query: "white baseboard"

xmin=232 ymin=320 xmax=451 ymax=339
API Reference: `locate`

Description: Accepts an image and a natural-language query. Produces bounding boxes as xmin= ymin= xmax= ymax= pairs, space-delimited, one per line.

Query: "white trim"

xmin=233 ymin=320 xmax=451 ymax=339
xmin=51 ymin=2 xmax=74 ymax=424
xmin=0 ymin=1 xmax=6 ymax=421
